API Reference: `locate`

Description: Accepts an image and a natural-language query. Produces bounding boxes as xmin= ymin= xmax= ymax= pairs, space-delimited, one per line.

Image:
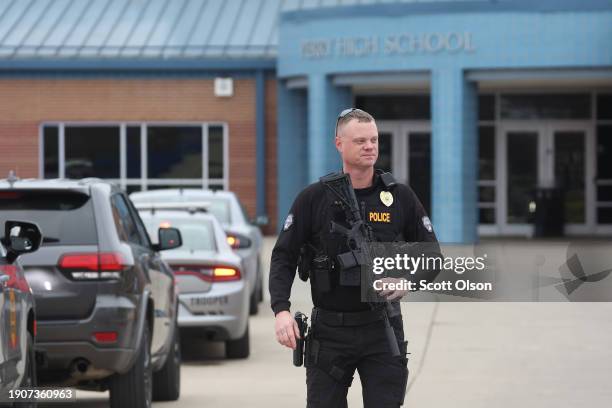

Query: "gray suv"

xmin=0 ymin=178 xmax=183 ymax=408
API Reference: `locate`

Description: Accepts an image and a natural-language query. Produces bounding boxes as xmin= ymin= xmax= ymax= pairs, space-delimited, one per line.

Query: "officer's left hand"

xmin=376 ymin=277 xmax=409 ymax=301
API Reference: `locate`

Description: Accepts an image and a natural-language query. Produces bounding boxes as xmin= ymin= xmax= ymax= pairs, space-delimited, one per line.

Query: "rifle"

xmin=320 ymin=172 xmax=400 ymax=357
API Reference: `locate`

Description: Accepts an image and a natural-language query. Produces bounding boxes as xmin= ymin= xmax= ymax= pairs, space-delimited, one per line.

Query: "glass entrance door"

xmin=377 ymin=122 xmax=431 ymax=215
xmin=500 ymin=123 xmax=594 ymax=235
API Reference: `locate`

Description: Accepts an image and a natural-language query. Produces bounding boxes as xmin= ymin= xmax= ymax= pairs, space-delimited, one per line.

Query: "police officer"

xmin=269 ymin=108 xmax=440 ymax=407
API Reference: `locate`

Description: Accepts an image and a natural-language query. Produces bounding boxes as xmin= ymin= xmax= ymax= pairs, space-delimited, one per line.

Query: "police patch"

xmin=379 ymin=191 xmax=393 ymax=207
xmin=283 ymin=213 xmax=294 ymax=231
xmin=422 ymin=216 xmax=433 ymax=233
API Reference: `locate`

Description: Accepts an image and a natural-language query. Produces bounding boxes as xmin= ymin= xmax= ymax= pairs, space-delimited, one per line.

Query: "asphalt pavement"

xmin=43 ymin=237 xmax=612 ymax=407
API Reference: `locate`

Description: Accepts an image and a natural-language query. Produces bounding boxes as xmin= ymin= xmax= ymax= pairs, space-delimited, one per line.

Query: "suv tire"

xmin=109 ymin=321 xmax=152 ymax=408
xmin=15 ymin=333 xmax=37 ymax=408
xmin=226 ymin=323 xmax=250 ymax=359
xmin=152 ymin=325 xmax=181 ymax=401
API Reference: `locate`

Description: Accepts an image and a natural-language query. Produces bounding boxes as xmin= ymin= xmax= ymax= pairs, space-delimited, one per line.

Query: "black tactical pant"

xmin=305 ymin=311 xmax=408 ymax=408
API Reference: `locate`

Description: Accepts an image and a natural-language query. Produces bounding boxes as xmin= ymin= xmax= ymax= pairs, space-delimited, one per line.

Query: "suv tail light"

xmin=226 ymin=233 xmax=252 ymax=249
xmin=172 ymin=265 xmax=241 ymax=282
xmin=58 ymin=252 xmax=126 ymax=280
xmin=0 ymin=264 xmax=30 ymax=292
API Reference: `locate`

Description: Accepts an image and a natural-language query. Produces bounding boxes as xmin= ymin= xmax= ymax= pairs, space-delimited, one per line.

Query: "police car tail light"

xmin=59 ymin=252 xmax=125 ymax=280
xmin=171 ymin=264 xmax=240 ymax=282
xmin=212 ymin=266 xmax=241 ymax=282
xmin=226 ymin=233 xmax=252 ymax=249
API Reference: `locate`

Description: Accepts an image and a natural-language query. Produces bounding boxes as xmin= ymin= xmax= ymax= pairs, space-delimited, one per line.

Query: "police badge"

xmin=379 ymin=191 xmax=393 ymax=207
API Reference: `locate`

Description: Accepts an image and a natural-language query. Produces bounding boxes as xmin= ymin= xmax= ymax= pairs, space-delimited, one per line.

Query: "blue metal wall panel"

xmin=277 ymin=83 xmax=309 ymax=234
xmin=431 ymin=68 xmax=478 ymax=243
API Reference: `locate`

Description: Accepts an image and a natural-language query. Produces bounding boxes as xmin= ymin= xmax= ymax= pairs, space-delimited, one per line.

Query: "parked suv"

xmin=0 ymin=178 xmax=183 ymax=408
xmin=0 ymin=220 xmax=41 ymax=405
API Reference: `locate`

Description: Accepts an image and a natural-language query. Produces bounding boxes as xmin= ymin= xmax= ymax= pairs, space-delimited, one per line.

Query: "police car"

xmin=130 ymin=189 xmax=265 ymax=315
xmin=136 ymin=205 xmax=250 ymax=359
xmin=0 ymin=220 xmax=41 ymax=404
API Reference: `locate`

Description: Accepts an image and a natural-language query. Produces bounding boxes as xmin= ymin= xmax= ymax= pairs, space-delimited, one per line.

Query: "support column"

xmin=277 ymin=80 xmax=308 ymax=232
xmin=307 ymin=74 xmax=352 ymax=183
xmin=431 ymin=68 xmax=478 ymax=243
xmin=255 ymin=70 xmax=266 ymax=220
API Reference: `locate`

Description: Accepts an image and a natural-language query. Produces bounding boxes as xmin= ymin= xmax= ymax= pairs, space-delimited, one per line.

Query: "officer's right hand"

xmin=274 ymin=310 xmax=300 ymax=350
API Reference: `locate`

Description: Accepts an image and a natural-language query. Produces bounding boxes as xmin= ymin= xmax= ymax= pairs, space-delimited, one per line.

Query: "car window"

xmin=125 ymin=197 xmax=152 ymax=248
xmin=111 ymin=194 xmax=142 ymax=246
xmin=142 ymin=218 xmax=216 ymax=251
xmin=132 ymin=195 xmax=231 ymax=224
xmin=203 ymin=199 xmax=231 ymax=224
xmin=238 ymin=200 xmax=250 ymax=224
xmin=0 ymin=190 xmax=97 ymax=246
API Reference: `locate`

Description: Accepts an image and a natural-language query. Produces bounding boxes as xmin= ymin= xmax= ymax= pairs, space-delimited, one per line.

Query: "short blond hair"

xmin=335 ymin=108 xmax=374 ymax=137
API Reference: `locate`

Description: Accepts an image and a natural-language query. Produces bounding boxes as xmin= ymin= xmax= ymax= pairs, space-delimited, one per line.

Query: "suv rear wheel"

xmin=152 ymin=325 xmax=181 ymax=401
xmin=226 ymin=323 xmax=250 ymax=359
xmin=15 ymin=333 xmax=37 ymax=408
xmin=109 ymin=321 xmax=152 ymax=408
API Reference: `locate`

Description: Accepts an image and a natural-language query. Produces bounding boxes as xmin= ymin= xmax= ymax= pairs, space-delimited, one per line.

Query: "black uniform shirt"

xmin=269 ymin=171 xmax=438 ymax=315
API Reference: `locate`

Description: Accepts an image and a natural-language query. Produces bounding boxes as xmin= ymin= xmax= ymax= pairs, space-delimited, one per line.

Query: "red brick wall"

xmin=0 ymin=78 xmax=278 ymax=233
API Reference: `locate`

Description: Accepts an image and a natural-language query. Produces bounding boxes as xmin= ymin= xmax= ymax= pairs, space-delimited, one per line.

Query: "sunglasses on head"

xmin=335 ymin=108 xmax=363 ymax=136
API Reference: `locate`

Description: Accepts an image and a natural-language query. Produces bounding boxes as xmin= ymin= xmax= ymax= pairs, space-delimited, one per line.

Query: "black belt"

xmin=314 ymin=307 xmax=384 ymax=327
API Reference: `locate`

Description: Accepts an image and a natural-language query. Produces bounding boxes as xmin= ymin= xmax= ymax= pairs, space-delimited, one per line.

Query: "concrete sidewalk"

xmin=58 ymin=237 xmax=612 ymax=407
xmin=260 ymin=237 xmax=612 ymax=407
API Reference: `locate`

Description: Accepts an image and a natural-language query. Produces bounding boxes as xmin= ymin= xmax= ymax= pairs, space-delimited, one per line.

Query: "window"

xmin=65 ymin=126 xmax=120 ymax=179
xmin=500 ymin=94 xmax=591 ymax=120
xmin=0 ymin=190 xmax=97 ymax=246
xmin=127 ymin=126 xmax=141 ymax=178
xmin=355 ymin=95 xmax=431 ymax=120
xmin=127 ymin=198 xmax=153 ymax=248
xmin=143 ymin=218 xmax=216 ymax=251
xmin=40 ymin=123 xmax=228 ymax=191
xmin=478 ymin=126 xmax=496 ymax=225
xmin=43 ymin=126 xmax=59 ymax=178
xmin=596 ymin=124 xmax=612 ymax=224
xmin=148 ymin=126 xmax=202 ymax=179
xmin=111 ymin=194 xmax=141 ymax=245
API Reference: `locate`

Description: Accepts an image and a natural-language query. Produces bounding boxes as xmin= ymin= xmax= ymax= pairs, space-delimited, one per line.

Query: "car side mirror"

xmin=250 ymin=215 xmax=269 ymax=227
xmin=4 ymin=220 xmax=42 ymax=264
xmin=157 ymin=227 xmax=182 ymax=251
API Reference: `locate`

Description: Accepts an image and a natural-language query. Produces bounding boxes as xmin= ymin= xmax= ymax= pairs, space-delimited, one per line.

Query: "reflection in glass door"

xmin=501 ymin=123 xmax=593 ymax=235
xmin=554 ymin=131 xmax=585 ymax=224
xmin=506 ymin=131 xmax=538 ymax=224
xmin=407 ymin=132 xmax=431 ymax=215
xmin=376 ymin=131 xmax=393 ymax=173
